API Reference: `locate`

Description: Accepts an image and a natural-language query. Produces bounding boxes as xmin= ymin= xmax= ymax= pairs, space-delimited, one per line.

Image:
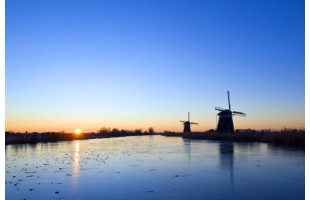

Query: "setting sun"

xmin=74 ymin=128 xmax=82 ymax=135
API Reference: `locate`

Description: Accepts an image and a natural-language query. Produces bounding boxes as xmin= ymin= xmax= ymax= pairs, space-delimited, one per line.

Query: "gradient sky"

xmin=5 ymin=0 xmax=305 ymax=133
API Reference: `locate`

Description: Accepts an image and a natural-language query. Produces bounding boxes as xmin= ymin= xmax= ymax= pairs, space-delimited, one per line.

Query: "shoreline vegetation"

xmin=5 ymin=127 xmax=157 ymax=145
xmin=164 ymin=128 xmax=305 ymax=147
xmin=5 ymin=127 xmax=304 ymax=148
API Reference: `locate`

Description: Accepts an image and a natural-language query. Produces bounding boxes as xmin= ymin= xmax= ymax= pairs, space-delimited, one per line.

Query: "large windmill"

xmin=180 ymin=112 xmax=198 ymax=133
xmin=215 ymin=91 xmax=246 ymax=133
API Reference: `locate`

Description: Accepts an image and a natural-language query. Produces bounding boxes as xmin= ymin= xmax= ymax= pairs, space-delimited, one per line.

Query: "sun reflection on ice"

xmin=72 ymin=142 xmax=80 ymax=184
xmin=75 ymin=142 xmax=79 ymax=152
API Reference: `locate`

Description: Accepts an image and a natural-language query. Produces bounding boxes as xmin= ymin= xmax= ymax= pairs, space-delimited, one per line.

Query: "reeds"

xmin=181 ymin=128 xmax=305 ymax=147
xmin=5 ymin=129 xmax=158 ymax=145
xmin=5 ymin=128 xmax=304 ymax=147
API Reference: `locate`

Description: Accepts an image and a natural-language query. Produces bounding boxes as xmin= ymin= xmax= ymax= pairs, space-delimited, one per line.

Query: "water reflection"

xmin=5 ymin=136 xmax=304 ymax=200
xmin=73 ymin=142 xmax=80 ymax=184
xmin=182 ymin=139 xmax=191 ymax=165
xmin=219 ymin=142 xmax=234 ymax=183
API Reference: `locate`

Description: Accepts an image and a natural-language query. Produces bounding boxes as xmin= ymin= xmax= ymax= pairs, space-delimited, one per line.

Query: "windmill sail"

xmin=227 ymin=91 xmax=231 ymax=110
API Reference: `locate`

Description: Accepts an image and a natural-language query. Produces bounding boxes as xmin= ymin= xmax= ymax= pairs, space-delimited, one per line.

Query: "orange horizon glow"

xmin=5 ymin=123 xmax=305 ymax=133
xmin=5 ymin=111 xmax=305 ymax=133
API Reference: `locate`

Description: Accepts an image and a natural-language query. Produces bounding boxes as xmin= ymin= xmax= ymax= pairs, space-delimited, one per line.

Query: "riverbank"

xmin=163 ymin=129 xmax=304 ymax=147
xmin=5 ymin=129 xmax=304 ymax=147
xmin=5 ymin=132 xmax=160 ymax=145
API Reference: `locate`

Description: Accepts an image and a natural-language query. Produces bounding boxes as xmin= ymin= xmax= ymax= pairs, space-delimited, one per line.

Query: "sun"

xmin=74 ymin=128 xmax=82 ymax=135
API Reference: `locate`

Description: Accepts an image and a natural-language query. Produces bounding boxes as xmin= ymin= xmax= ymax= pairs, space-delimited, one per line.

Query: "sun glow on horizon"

xmin=74 ymin=128 xmax=82 ymax=135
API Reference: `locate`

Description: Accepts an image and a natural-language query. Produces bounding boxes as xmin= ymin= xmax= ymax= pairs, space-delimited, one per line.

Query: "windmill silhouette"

xmin=215 ymin=91 xmax=246 ymax=133
xmin=180 ymin=112 xmax=198 ymax=133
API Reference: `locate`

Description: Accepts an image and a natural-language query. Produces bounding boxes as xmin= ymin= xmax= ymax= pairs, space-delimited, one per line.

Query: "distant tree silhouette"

xmin=111 ymin=128 xmax=119 ymax=134
xmin=99 ymin=127 xmax=111 ymax=134
xmin=135 ymin=129 xmax=142 ymax=134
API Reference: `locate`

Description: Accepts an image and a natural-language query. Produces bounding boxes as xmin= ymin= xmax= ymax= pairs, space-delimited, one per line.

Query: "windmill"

xmin=180 ymin=112 xmax=198 ymax=133
xmin=215 ymin=91 xmax=246 ymax=133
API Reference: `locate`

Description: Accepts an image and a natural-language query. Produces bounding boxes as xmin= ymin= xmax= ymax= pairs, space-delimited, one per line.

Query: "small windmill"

xmin=180 ymin=112 xmax=198 ymax=133
xmin=215 ymin=91 xmax=246 ymax=133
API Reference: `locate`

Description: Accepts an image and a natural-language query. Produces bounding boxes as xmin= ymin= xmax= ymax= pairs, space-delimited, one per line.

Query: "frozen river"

xmin=5 ymin=135 xmax=304 ymax=200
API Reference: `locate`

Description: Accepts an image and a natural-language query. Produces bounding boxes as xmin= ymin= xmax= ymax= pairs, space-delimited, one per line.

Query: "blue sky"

xmin=5 ymin=0 xmax=305 ymax=132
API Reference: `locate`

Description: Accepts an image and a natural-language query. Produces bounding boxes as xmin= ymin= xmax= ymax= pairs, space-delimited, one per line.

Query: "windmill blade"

xmin=215 ymin=106 xmax=226 ymax=111
xmin=234 ymin=113 xmax=246 ymax=117
xmin=227 ymin=90 xmax=231 ymax=110
xmin=180 ymin=120 xmax=186 ymax=122
xmin=232 ymin=111 xmax=246 ymax=116
xmin=232 ymin=111 xmax=246 ymax=115
xmin=191 ymin=122 xmax=199 ymax=125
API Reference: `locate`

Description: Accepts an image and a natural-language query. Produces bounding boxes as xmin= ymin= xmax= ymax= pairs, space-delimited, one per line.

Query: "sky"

xmin=5 ymin=0 xmax=305 ymax=133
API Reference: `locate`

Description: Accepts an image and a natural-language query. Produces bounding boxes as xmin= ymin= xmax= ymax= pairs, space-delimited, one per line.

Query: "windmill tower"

xmin=180 ymin=112 xmax=198 ymax=133
xmin=215 ymin=91 xmax=246 ymax=132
